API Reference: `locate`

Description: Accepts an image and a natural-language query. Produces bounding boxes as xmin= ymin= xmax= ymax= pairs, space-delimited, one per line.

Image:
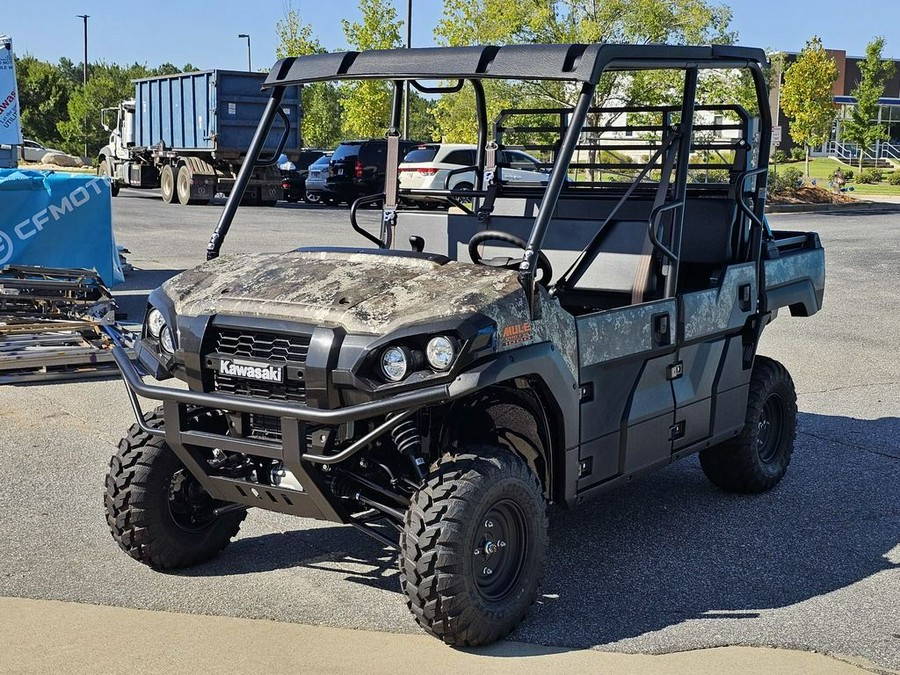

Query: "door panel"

xmin=575 ymin=299 xmax=677 ymax=490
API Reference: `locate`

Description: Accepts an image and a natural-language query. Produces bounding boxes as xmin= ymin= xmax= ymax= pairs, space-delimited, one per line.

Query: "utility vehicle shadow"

xmin=186 ymin=412 xmax=899 ymax=648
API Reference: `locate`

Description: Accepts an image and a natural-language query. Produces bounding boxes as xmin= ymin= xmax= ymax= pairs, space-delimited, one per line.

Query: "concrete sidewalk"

xmin=0 ymin=597 xmax=884 ymax=675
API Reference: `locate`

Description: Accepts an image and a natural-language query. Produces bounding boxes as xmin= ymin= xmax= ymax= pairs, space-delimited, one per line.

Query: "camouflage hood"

xmin=163 ymin=250 xmax=526 ymax=335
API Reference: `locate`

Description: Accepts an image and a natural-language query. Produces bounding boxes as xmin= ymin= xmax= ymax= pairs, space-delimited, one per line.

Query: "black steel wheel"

xmin=105 ymin=407 xmax=245 ymax=569
xmin=400 ymin=445 xmax=548 ymax=646
xmin=699 ymin=356 xmax=797 ymax=493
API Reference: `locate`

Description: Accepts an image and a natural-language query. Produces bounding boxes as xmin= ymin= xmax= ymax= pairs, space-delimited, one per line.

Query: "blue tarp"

xmin=0 ymin=168 xmax=123 ymax=286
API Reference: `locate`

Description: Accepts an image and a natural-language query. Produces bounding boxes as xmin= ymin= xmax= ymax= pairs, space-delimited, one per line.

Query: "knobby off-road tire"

xmin=105 ymin=408 xmax=246 ymax=569
xmin=700 ymin=356 xmax=797 ymax=493
xmin=400 ymin=445 xmax=548 ymax=646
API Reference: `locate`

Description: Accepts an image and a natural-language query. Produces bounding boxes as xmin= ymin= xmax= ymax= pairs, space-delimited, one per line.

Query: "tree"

xmin=841 ymin=37 xmax=895 ymax=170
xmin=340 ymin=0 xmax=402 ymax=138
xmin=275 ymin=6 xmax=343 ymax=148
xmin=433 ymin=0 xmax=737 ymax=142
xmin=14 ymin=55 xmax=73 ymax=146
xmin=780 ymin=36 xmax=838 ymax=176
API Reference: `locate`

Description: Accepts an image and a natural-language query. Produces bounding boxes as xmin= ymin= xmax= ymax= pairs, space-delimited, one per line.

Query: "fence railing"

xmin=827 ymin=141 xmax=900 ymax=162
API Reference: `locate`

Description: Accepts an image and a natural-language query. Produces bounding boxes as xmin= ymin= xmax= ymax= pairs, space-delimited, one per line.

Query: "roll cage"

xmin=206 ymin=43 xmax=772 ymax=315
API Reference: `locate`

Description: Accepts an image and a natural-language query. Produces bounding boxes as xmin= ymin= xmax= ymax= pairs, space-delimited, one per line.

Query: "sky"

xmin=2 ymin=0 xmax=898 ymax=72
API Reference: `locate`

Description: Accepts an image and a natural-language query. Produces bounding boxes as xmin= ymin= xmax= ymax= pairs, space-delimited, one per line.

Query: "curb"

xmin=767 ymin=200 xmax=900 ymax=214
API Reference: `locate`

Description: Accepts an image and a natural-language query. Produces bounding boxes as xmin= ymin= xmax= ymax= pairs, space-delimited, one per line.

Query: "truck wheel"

xmin=104 ymin=408 xmax=246 ymax=570
xmin=305 ymin=192 xmax=321 ymax=204
xmin=400 ymin=445 xmax=548 ymax=646
xmin=699 ymin=356 xmax=797 ymax=493
xmin=98 ymin=159 xmax=119 ymax=196
xmin=160 ymin=165 xmax=177 ymax=204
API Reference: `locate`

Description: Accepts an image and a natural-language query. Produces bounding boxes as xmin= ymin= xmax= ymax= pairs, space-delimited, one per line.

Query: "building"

xmin=773 ymin=48 xmax=900 ymax=163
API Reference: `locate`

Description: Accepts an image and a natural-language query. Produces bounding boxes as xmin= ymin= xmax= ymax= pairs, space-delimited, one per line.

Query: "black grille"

xmin=248 ymin=413 xmax=283 ymax=440
xmin=213 ymin=328 xmax=310 ymax=363
xmin=207 ymin=327 xmax=310 ymax=405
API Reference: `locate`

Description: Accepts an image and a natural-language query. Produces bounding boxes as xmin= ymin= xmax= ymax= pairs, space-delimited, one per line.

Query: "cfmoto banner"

xmin=0 ymin=169 xmax=124 ymax=286
xmin=0 ymin=35 xmax=22 ymax=146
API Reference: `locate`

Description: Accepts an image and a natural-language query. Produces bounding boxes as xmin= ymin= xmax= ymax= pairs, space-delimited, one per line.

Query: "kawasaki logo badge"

xmin=217 ymin=358 xmax=284 ymax=383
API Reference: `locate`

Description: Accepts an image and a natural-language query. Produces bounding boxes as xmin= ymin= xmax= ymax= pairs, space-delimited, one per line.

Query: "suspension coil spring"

xmin=391 ymin=418 xmax=422 ymax=456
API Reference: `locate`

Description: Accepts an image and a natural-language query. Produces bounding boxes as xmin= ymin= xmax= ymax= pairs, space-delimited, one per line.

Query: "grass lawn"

xmin=774 ymin=157 xmax=900 ymax=196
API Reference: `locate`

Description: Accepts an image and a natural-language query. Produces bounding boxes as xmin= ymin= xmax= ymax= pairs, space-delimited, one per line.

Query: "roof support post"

xmin=207 ymin=86 xmax=286 ymax=260
xmin=664 ymin=66 xmax=698 ymax=297
xmin=519 ymin=82 xmax=596 ymax=316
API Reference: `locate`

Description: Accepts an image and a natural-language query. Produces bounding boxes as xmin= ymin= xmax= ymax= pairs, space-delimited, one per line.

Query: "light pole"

xmin=403 ymin=0 xmax=411 ymax=138
xmin=77 ymin=14 xmax=89 ymax=157
xmin=238 ymin=34 xmax=251 ymax=72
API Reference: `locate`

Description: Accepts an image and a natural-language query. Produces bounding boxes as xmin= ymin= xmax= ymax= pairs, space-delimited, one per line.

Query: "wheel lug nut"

xmin=473 ymin=548 xmax=481 ymax=556
xmin=483 ymin=567 xmax=493 ymax=575
xmin=498 ymin=540 xmax=506 ymax=548
xmin=484 ymin=519 xmax=493 ymax=528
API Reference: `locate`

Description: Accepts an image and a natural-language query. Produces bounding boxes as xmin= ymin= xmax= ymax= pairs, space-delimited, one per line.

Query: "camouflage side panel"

xmin=576 ymin=299 xmax=675 ymax=366
xmin=480 ymin=290 xmax=579 ymax=377
xmin=763 ymin=248 xmax=825 ymax=315
xmin=681 ymin=262 xmax=757 ymax=342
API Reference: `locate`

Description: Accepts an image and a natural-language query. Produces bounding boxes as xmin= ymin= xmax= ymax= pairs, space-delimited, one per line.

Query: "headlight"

xmin=426 ymin=336 xmax=455 ymax=371
xmin=159 ymin=325 xmax=176 ymax=353
xmin=146 ymin=308 xmax=165 ymax=338
xmin=380 ymin=346 xmax=409 ymax=382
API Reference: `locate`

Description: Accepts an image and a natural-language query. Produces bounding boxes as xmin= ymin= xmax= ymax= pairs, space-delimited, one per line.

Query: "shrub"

xmin=790 ymin=146 xmax=806 ymax=161
xmin=843 ymin=168 xmax=854 ymax=181
xmin=773 ymin=150 xmax=788 ymax=163
xmin=857 ymin=168 xmax=884 ymax=184
xmin=888 ymin=171 xmax=900 ymax=186
xmin=768 ymin=167 xmax=804 ymax=194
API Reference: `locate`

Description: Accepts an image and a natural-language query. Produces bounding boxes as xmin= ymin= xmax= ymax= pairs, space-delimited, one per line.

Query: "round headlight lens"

xmin=146 ymin=308 xmax=165 ymax=338
xmin=426 ymin=336 xmax=455 ymax=371
xmin=380 ymin=346 xmax=409 ymax=382
xmin=159 ymin=325 xmax=176 ymax=353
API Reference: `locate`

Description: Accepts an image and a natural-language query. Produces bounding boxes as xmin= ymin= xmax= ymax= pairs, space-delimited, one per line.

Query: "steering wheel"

xmin=468 ymin=230 xmax=554 ymax=286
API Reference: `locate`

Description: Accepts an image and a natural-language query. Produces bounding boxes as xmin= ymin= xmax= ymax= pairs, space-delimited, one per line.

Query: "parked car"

xmin=18 ymin=139 xmax=67 ymax=163
xmin=398 ymin=143 xmax=551 ymax=207
xmin=326 ymin=138 xmax=421 ymax=205
xmin=282 ymin=150 xmax=330 ymax=202
xmin=303 ymin=154 xmax=337 ymax=204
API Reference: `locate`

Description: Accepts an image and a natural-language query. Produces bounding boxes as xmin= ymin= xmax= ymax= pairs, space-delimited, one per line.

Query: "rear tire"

xmin=699 ymin=356 xmax=797 ymax=493
xmin=305 ymin=192 xmax=322 ymax=204
xmin=160 ymin=165 xmax=176 ymax=204
xmin=400 ymin=445 xmax=548 ymax=646
xmin=105 ymin=408 xmax=246 ymax=569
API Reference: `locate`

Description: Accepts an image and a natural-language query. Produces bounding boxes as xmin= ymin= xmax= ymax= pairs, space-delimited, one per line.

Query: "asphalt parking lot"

xmin=1 ymin=190 xmax=898 ymax=671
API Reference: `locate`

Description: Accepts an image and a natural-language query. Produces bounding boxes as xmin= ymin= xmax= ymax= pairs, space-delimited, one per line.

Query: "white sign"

xmin=771 ymin=126 xmax=783 ymax=146
xmin=0 ymin=35 xmax=22 ymax=146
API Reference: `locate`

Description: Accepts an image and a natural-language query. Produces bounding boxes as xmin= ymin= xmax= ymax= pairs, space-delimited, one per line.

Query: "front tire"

xmin=98 ymin=159 xmax=119 ymax=196
xmin=400 ymin=445 xmax=548 ymax=646
xmin=105 ymin=409 xmax=246 ymax=569
xmin=699 ymin=356 xmax=797 ymax=493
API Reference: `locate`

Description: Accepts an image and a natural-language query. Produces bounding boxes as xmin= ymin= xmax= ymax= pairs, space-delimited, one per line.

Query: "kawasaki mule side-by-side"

xmin=104 ymin=43 xmax=824 ymax=646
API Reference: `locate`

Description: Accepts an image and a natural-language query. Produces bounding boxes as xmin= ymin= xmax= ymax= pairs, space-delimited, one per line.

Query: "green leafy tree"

xmin=841 ymin=36 xmax=895 ymax=170
xmin=340 ymin=0 xmax=402 ymax=138
xmin=275 ymin=6 xmax=342 ymax=148
xmin=14 ymin=55 xmax=73 ymax=146
xmin=780 ymin=36 xmax=838 ymax=176
xmin=433 ymin=0 xmax=737 ymax=143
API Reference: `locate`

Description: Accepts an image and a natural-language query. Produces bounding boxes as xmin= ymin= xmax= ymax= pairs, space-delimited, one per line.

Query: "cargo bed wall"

xmin=764 ymin=231 xmax=825 ymax=317
xmin=133 ymin=70 xmax=300 ymax=155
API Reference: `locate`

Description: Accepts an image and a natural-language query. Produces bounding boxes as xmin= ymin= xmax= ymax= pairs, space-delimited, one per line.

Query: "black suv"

xmin=281 ymin=149 xmax=329 ymax=202
xmin=326 ymin=139 xmax=420 ymax=204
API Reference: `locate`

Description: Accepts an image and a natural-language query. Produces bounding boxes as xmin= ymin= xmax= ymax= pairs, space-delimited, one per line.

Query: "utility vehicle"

xmin=105 ymin=43 xmax=825 ymax=646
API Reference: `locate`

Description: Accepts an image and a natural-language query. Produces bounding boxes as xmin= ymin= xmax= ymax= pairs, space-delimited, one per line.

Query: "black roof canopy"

xmin=263 ymin=43 xmax=768 ymax=88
